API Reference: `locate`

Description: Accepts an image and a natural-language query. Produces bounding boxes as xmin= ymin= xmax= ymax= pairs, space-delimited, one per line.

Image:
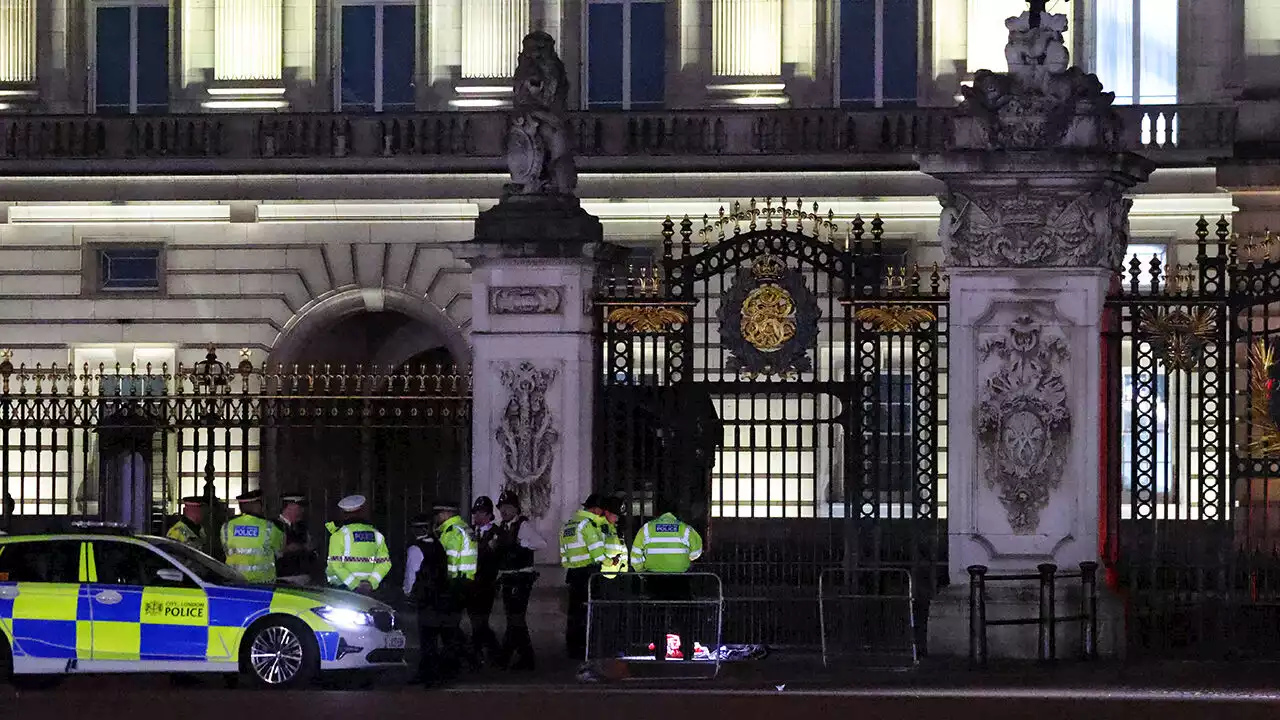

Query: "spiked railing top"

xmin=695 ymin=198 xmax=849 ymax=246
xmin=0 ymin=347 xmax=473 ymax=398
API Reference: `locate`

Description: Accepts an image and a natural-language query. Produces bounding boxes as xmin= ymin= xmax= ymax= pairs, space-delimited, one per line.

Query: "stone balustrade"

xmin=0 ymin=105 xmax=1236 ymax=171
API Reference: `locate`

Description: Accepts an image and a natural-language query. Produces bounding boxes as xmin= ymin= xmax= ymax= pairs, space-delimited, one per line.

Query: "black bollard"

xmin=1037 ymin=563 xmax=1057 ymax=663
xmin=1080 ymin=561 xmax=1099 ymax=660
xmin=968 ymin=565 xmax=988 ymax=667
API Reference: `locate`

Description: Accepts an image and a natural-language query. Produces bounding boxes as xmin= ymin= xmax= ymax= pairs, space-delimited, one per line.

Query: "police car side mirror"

xmin=155 ymin=568 xmax=185 ymax=584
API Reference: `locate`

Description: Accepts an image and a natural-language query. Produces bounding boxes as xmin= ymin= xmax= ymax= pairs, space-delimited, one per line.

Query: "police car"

xmin=0 ymin=524 xmax=406 ymax=687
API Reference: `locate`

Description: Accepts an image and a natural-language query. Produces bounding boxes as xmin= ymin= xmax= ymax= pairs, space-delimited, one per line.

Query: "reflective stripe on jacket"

xmin=438 ymin=515 xmax=478 ymax=580
xmin=559 ymin=510 xmax=606 ymax=569
xmin=220 ymin=514 xmax=278 ymax=583
xmin=630 ymin=513 xmax=703 ymax=573
xmin=325 ymin=522 xmax=392 ymax=590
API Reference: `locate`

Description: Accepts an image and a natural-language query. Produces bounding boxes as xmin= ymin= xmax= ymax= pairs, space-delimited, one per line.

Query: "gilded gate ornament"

xmin=606 ymin=306 xmax=689 ymax=333
xmin=976 ymin=315 xmax=1072 ymax=534
xmin=1139 ymin=308 xmax=1216 ymax=372
xmin=1247 ymin=340 xmax=1280 ymax=457
xmin=717 ymin=254 xmax=820 ymax=376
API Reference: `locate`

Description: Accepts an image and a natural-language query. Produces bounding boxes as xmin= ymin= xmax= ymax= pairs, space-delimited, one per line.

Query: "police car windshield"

xmin=144 ymin=538 xmax=250 ymax=586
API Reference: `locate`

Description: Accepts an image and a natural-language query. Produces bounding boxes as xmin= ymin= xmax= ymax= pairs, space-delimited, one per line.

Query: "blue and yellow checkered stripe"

xmin=0 ymin=543 xmax=342 ymax=664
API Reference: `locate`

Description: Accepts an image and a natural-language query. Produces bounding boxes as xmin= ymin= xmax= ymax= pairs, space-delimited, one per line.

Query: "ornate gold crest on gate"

xmin=717 ymin=254 xmax=820 ymax=376
xmin=1248 ymin=339 xmax=1280 ymax=457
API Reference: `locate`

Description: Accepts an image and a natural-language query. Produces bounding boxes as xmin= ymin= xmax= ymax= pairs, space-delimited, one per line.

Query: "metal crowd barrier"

xmin=818 ymin=567 xmax=917 ymax=669
xmin=586 ymin=571 xmax=724 ymax=680
xmin=968 ymin=562 xmax=1099 ymax=666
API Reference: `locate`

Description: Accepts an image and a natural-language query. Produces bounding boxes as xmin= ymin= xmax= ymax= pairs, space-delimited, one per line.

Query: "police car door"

xmin=88 ymin=539 xmax=210 ymax=663
xmin=0 ymin=540 xmax=90 ymax=666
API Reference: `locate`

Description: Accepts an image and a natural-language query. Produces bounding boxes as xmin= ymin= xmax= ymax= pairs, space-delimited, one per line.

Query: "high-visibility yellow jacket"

xmin=220 ymin=514 xmax=279 ymax=583
xmin=630 ymin=513 xmax=703 ymax=573
xmin=560 ymin=510 xmax=606 ymax=569
xmin=599 ymin=516 xmax=629 ymax=577
xmin=325 ymin=522 xmax=392 ymax=591
xmin=437 ymin=515 xmax=477 ymax=580
xmin=166 ymin=516 xmax=206 ymax=550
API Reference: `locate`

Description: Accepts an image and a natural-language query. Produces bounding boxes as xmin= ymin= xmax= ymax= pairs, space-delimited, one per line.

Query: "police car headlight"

xmin=313 ymin=606 xmax=374 ymax=630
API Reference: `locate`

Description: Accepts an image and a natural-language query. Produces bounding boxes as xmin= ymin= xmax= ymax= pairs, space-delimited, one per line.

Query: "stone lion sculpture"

xmin=505 ymin=31 xmax=577 ymax=198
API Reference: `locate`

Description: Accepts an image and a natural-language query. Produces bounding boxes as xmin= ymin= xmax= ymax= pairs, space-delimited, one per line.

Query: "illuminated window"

xmin=585 ymin=0 xmax=667 ymax=109
xmin=337 ymin=1 xmax=416 ymax=112
xmin=92 ymin=1 xmax=170 ymax=115
xmin=839 ymin=0 xmax=918 ymax=106
xmin=1095 ymin=0 xmax=1177 ymax=104
xmin=966 ymin=0 xmax=1073 ymax=77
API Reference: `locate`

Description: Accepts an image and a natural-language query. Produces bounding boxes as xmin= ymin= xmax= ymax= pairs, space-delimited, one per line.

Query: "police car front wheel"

xmin=242 ymin=618 xmax=318 ymax=688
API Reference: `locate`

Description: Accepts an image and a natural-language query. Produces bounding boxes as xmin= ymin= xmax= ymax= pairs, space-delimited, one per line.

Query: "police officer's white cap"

xmin=337 ymin=494 xmax=366 ymax=512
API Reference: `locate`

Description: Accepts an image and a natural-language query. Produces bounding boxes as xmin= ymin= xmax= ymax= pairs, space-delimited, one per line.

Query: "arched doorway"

xmin=263 ymin=290 xmax=472 ymax=587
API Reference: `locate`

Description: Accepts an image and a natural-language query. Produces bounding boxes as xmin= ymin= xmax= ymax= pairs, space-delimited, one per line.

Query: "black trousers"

xmin=646 ymin=574 xmax=693 ymax=661
xmin=416 ymin=606 xmax=466 ymax=684
xmin=500 ymin=571 xmax=536 ymax=668
xmin=565 ymin=566 xmax=594 ymax=660
xmin=467 ymin=577 xmax=502 ymax=662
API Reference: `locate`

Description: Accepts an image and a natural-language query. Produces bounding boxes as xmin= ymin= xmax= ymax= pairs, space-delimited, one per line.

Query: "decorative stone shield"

xmin=976 ymin=315 xmax=1072 ymax=534
xmin=717 ymin=254 xmax=820 ymax=376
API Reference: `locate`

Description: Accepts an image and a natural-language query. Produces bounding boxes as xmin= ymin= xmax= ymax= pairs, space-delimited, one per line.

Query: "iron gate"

xmin=0 ymin=348 xmax=471 ymax=590
xmin=595 ymin=200 xmax=948 ymax=650
xmin=1107 ymin=216 xmax=1280 ymax=658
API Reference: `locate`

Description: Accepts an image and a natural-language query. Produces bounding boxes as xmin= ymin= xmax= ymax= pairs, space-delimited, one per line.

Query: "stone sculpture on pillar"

xmin=505 ymin=31 xmax=577 ymax=199
xmin=918 ymin=2 xmax=1153 ymax=658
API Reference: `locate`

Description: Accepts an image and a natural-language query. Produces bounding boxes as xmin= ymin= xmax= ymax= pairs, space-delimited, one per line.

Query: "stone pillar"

xmin=452 ymin=31 xmax=621 ymax=564
xmin=918 ymin=9 xmax=1154 ymax=659
xmin=0 ymin=0 xmax=37 ymax=107
xmin=454 ymin=0 xmax=529 ymax=108
xmin=206 ymin=0 xmax=286 ymax=109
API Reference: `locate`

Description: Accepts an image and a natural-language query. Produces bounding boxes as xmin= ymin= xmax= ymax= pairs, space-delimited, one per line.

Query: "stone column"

xmin=453 ymin=0 xmax=529 ymax=107
xmin=0 ymin=0 xmax=37 ymax=106
xmin=206 ymin=0 xmax=286 ymax=108
xmin=918 ymin=10 xmax=1154 ymax=659
xmin=452 ymin=31 xmax=621 ymax=563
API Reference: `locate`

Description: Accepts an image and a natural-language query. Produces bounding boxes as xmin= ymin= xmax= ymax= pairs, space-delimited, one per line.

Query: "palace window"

xmin=337 ymin=1 xmax=416 ymax=112
xmin=84 ymin=244 xmax=165 ymax=295
xmin=1094 ymin=0 xmax=1178 ymax=104
xmin=92 ymin=1 xmax=170 ymax=114
xmin=585 ymin=0 xmax=667 ymax=110
xmin=838 ymin=0 xmax=918 ymax=106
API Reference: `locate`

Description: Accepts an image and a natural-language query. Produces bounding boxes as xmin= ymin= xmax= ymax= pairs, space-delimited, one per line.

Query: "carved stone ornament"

xmin=977 ymin=315 xmax=1072 ymax=534
xmin=717 ymin=255 xmax=821 ymax=376
xmin=495 ymin=361 xmax=560 ymax=519
xmin=504 ymin=31 xmax=577 ymax=199
xmin=939 ymin=186 xmax=1132 ymax=269
xmin=488 ymin=286 xmax=563 ymax=315
xmin=954 ymin=10 xmax=1120 ymax=151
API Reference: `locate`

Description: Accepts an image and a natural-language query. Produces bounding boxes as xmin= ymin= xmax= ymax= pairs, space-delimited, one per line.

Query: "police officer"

xmin=631 ymin=500 xmax=704 ymax=661
xmin=403 ymin=513 xmax=455 ymax=686
xmin=495 ymin=489 xmax=546 ymax=670
xmin=434 ymin=501 xmax=478 ymax=671
xmin=274 ymin=491 xmax=315 ymax=585
xmin=325 ymin=494 xmax=392 ymax=595
xmin=166 ymin=496 xmax=208 ymax=549
xmin=220 ymin=489 xmax=280 ymax=583
xmin=467 ymin=496 xmax=502 ymax=666
xmin=560 ymin=494 xmax=609 ymax=660
xmin=597 ymin=496 xmax=628 ymax=578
